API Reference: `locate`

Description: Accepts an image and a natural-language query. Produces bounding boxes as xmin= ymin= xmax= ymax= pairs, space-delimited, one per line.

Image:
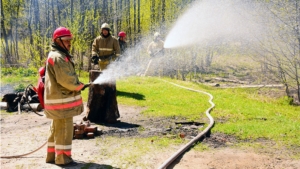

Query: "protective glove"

xmin=91 ymin=55 xmax=99 ymax=64
xmin=81 ymin=83 xmax=91 ymax=91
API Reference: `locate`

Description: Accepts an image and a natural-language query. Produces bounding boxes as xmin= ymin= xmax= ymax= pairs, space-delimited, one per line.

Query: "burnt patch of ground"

xmin=89 ymin=114 xmax=204 ymax=139
xmin=202 ymin=132 xmax=239 ymax=148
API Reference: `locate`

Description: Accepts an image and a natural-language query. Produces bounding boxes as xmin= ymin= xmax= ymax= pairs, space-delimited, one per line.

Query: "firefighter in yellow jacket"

xmin=91 ymin=23 xmax=121 ymax=71
xmin=44 ymin=27 xmax=89 ymax=166
xmin=147 ymin=32 xmax=165 ymax=57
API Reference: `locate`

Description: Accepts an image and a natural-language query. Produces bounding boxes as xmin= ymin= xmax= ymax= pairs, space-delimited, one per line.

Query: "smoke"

xmin=164 ymin=0 xmax=266 ymax=48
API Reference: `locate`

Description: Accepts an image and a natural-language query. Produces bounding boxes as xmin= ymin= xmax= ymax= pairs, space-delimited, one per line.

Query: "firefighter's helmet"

xmin=154 ymin=32 xmax=160 ymax=38
xmin=118 ymin=31 xmax=126 ymax=37
xmin=101 ymin=23 xmax=111 ymax=30
xmin=52 ymin=27 xmax=73 ymax=41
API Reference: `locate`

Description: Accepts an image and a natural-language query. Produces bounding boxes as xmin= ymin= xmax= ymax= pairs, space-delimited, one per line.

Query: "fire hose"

xmin=157 ymin=80 xmax=215 ymax=169
xmin=0 ymin=141 xmax=47 ymax=158
xmin=23 ymin=84 xmax=44 ymax=116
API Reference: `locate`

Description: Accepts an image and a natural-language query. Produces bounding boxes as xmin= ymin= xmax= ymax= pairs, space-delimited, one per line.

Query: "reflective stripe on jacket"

xmin=44 ymin=47 xmax=84 ymax=119
xmin=92 ymin=35 xmax=121 ymax=60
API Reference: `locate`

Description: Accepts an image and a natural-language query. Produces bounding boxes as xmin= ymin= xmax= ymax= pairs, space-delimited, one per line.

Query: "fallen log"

xmin=0 ymin=102 xmax=42 ymax=112
xmin=0 ymin=102 xmax=7 ymax=110
xmin=22 ymin=103 xmax=43 ymax=112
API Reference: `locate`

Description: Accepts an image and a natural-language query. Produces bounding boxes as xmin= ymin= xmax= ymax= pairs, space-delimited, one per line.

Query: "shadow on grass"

xmin=117 ymin=90 xmax=145 ymax=100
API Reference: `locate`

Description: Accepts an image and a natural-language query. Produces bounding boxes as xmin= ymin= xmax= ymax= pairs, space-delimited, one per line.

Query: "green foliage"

xmin=14 ymin=83 xmax=26 ymax=92
xmin=1 ymin=67 xmax=36 ymax=77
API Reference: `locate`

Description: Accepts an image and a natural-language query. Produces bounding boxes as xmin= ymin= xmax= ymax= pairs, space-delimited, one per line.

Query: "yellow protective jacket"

xmin=44 ymin=47 xmax=84 ymax=119
xmin=147 ymin=40 xmax=164 ymax=56
xmin=92 ymin=34 xmax=121 ymax=60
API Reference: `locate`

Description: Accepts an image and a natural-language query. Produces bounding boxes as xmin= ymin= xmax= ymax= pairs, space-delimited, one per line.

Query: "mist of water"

xmin=92 ymin=42 xmax=149 ymax=84
xmin=93 ymin=0 xmax=267 ymax=85
xmin=164 ymin=0 xmax=265 ymax=48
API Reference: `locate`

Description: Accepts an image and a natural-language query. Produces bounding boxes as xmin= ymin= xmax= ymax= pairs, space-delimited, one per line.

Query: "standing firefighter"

xmin=144 ymin=32 xmax=165 ymax=76
xmin=91 ymin=23 xmax=121 ymax=71
xmin=118 ymin=31 xmax=127 ymax=54
xmin=147 ymin=32 xmax=165 ymax=57
xmin=44 ymin=27 xmax=89 ymax=166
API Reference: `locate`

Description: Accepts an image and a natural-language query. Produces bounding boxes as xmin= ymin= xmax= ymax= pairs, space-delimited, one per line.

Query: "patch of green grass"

xmin=209 ymin=87 xmax=300 ymax=145
xmin=116 ymin=76 xmax=300 ymax=150
xmin=192 ymin=142 xmax=210 ymax=151
xmin=117 ymin=77 xmax=210 ymax=121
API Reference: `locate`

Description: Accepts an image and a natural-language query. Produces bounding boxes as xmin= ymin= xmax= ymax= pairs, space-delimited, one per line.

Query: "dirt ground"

xmin=1 ymin=104 xmax=300 ymax=169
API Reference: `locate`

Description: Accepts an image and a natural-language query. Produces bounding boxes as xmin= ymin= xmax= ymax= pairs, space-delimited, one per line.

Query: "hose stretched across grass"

xmin=157 ymin=80 xmax=215 ymax=169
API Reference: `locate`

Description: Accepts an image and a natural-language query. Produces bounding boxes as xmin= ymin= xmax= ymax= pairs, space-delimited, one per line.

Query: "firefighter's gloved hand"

xmin=91 ymin=55 xmax=99 ymax=64
xmin=81 ymin=83 xmax=91 ymax=91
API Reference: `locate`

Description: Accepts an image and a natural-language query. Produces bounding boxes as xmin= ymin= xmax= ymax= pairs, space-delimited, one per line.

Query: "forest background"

xmin=1 ymin=0 xmax=300 ymax=102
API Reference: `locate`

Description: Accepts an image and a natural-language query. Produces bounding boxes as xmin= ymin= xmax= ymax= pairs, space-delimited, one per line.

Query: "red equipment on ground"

xmin=37 ymin=67 xmax=45 ymax=108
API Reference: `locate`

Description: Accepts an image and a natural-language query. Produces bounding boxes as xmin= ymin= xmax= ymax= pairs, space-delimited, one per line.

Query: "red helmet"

xmin=118 ymin=31 xmax=126 ymax=37
xmin=52 ymin=27 xmax=73 ymax=41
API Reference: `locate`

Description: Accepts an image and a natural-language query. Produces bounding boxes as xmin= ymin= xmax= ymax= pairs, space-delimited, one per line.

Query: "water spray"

xmin=164 ymin=0 xmax=264 ymax=49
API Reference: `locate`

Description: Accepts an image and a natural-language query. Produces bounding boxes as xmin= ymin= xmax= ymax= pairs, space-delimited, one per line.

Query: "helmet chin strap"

xmin=59 ymin=37 xmax=69 ymax=52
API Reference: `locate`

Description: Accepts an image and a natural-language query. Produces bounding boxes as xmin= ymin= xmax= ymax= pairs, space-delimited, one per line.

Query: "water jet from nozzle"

xmin=164 ymin=0 xmax=264 ymax=49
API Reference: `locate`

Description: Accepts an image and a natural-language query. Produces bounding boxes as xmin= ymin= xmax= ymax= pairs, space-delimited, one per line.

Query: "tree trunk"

xmin=71 ymin=0 xmax=73 ymax=23
xmin=0 ymin=0 xmax=10 ymax=63
xmin=101 ymin=0 xmax=108 ymax=23
xmin=33 ymin=0 xmax=43 ymax=63
xmin=14 ymin=0 xmax=21 ymax=61
xmin=133 ymin=0 xmax=136 ymax=45
xmin=117 ymin=0 xmax=122 ymax=31
xmin=150 ymin=0 xmax=155 ymax=31
xmin=26 ymin=0 xmax=34 ymax=60
xmin=113 ymin=0 xmax=117 ymax=36
xmin=161 ymin=0 xmax=166 ymax=31
xmin=137 ymin=0 xmax=141 ymax=38
xmin=126 ymin=0 xmax=131 ymax=46
xmin=56 ymin=0 xmax=61 ymax=25
xmin=51 ymin=0 xmax=56 ymax=28
xmin=85 ymin=70 xmax=120 ymax=123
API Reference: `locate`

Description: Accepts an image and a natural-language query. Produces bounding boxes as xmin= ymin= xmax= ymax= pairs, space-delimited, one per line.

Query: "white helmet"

xmin=154 ymin=32 xmax=160 ymax=37
xmin=101 ymin=23 xmax=111 ymax=30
